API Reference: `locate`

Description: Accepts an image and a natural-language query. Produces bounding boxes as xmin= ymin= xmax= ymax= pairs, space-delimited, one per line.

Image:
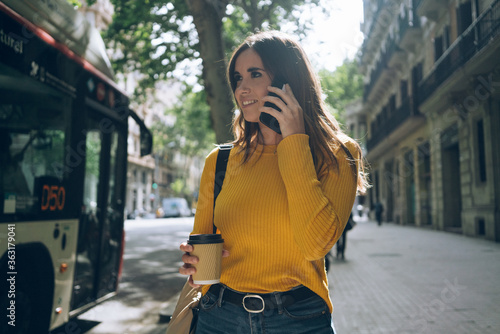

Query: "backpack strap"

xmin=213 ymin=144 xmax=233 ymax=233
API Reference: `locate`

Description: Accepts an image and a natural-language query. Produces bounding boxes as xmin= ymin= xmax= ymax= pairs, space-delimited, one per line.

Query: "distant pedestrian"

xmin=375 ymin=202 xmax=384 ymax=226
xmin=336 ymin=213 xmax=355 ymax=260
xmin=357 ymin=204 xmax=364 ymax=217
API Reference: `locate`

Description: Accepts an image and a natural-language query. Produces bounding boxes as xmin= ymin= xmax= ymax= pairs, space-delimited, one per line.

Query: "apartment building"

xmin=358 ymin=0 xmax=500 ymax=241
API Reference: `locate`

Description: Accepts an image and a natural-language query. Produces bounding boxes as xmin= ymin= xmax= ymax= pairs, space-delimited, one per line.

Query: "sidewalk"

xmin=328 ymin=218 xmax=500 ymax=334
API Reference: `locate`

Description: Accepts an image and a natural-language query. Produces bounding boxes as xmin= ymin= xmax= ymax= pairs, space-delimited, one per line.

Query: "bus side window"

xmin=0 ymin=132 xmax=30 ymax=196
xmin=1 ymin=129 xmax=65 ymax=216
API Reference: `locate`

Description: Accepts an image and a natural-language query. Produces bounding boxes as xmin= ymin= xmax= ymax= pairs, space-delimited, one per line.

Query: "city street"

xmin=64 ymin=216 xmax=500 ymax=334
xmin=66 ymin=218 xmax=193 ymax=334
xmin=4 ymin=1 xmax=500 ymax=334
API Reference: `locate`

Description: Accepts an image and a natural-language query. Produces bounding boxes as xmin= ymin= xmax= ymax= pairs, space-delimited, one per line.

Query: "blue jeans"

xmin=195 ymin=285 xmax=336 ymax=334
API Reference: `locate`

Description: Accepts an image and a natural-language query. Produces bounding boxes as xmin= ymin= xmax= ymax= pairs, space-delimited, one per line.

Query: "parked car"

xmin=126 ymin=208 xmax=147 ymax=220
xmin=159 ymin=197 xmax=192 ymax=218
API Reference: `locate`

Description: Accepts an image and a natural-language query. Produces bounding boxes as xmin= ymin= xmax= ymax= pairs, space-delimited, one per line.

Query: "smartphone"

xmin=259 ymin=76 xmax=287 ymax=134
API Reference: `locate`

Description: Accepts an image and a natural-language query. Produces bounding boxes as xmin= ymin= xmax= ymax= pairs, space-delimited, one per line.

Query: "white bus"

xmin=0 ymin=1 xmax=152 ymax=333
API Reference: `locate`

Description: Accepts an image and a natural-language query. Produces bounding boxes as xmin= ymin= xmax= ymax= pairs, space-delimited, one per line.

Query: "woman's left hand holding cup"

xmin=179 ymin=241 xmax=229 ymax=288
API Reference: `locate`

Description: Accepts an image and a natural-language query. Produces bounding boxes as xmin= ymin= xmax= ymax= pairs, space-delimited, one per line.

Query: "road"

xmin=70 ymin=217 xmax=194 ymax=334
xmin=57 ymin=215 xmax=500 ymax=334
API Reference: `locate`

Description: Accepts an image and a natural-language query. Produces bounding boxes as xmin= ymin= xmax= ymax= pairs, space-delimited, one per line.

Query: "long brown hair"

xmin=227 ymin=31 xmax=368 ymax=194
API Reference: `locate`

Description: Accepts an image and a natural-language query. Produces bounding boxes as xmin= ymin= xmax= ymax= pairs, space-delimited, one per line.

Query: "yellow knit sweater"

xmin=192 ymin=134 xmax=358 ymax=313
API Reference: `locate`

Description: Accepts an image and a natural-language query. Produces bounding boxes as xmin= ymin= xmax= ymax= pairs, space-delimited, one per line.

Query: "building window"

xmin=400 ymin=80 xmax=408 ymax=102
xmin=411 ymin=63 xmax=423 ymax=100
xmin=395 ymin=160 xmax=400 ymax=197
xmin=477 ymin=119 xmax=487 ymax=183
xmin=132 ymin=189 xmax=137 ymax=210
xmin=476 ymin=217 xmax=485 ymax=235
xmin=443 ymin=25 xmax=451 ymax=49
xmin=142 ymin=171 xmax=147 ymax=184
xmin=434 ymin=35 xmax=443 ymax=61
xmin=389 ymin=95 xmax=396 ymax=114
xmin=382 ymin=105 xmax=389 ymax=121
xmin=457 ymin=1 xmax=473 ymax=35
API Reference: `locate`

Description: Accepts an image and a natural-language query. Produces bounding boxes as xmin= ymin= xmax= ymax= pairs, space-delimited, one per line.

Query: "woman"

xmin=179 ymin=31 xmax=368 ymax=334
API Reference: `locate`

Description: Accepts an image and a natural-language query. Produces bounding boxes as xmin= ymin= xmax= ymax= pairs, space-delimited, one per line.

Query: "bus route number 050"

xmin=41 ymin=185 xmax=66 ymax=211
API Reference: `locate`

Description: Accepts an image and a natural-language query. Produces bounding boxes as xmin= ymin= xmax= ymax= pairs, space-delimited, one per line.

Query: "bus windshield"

xmin=1 ymin=64 xmax=71 ymax=218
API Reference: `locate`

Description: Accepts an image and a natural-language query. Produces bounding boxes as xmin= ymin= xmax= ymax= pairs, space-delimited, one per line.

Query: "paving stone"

xmin=328 ymin=218 xmax=500 ymax=334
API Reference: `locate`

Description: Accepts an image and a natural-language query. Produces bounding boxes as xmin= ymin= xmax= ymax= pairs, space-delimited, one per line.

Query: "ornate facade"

xmin=359 ymin=0 xmax=500 ymax=241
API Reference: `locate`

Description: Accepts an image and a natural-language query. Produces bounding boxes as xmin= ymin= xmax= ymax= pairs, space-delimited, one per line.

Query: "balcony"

xmin=361 ymin=0 xmax=387 ymax=49
xmin=415 ymin=0 xmax=448 ymax=21
xmin=361 ymin=0 xmax=390 ymax=66
xmin=418 ymin=0 xmax=500 ymax=105
xmin=399 ymin=3 xmax=423 ymax=53
xmin=367 ymin=97 xmax=425 ymax=154
xmin=363 ymin=4 xmax=420 ymax=102
xmin=363 ymin=35 xmax=404 ymax=103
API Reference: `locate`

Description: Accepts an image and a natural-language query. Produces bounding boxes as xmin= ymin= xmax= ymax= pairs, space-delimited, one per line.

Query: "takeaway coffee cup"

xmin=188 ymin=234 xmax=224 ymax=285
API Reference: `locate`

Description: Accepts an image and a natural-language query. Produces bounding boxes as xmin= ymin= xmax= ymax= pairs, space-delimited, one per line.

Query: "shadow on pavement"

xmin=50 ymin=319 xmax=100 ymax=334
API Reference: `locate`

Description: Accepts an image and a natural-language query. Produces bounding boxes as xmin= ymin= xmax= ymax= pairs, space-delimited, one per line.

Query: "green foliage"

xmin=84 ymin=131 xmax=101 ymax=178
xmin=170 ymin=178 xmax=185 ymax=196
xmin=319 ymin=58 xmax=363 ymax=125
xmin=104 ymin=0 xmax=198 ymax=100
xmin=151 ymin=87 xmax=215 ymax=159
xmin=222 ymin=6 xmax=253 ymax=55
xmin=150 ymin=87 xmax=215 ymax=199
xmin=105 ymin=0 xmax=320 ymax=98
xmin=67 ymin=0 xmax=83 ymax=7
xmin=227 ymin=0 xmax=320 ymax=34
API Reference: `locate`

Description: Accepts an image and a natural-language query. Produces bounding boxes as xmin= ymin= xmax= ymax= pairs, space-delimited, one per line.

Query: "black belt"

xmin=208 ymin=284 xmax=317 ymax=313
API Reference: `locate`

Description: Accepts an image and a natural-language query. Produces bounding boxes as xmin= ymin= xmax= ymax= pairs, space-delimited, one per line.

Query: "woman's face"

xmin=233 ymin=48 xmax=272 ymax=123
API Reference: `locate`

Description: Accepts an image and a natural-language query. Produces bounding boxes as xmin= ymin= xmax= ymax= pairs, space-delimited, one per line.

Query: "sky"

xmin=299 ymin=0 xmax=365 ymax=72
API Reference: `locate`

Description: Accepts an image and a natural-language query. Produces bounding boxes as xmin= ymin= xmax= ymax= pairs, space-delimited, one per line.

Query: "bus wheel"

xmin=17 ymin=274 xmax=45 ymax=333
xmin=0 ymin=258 xmax=51 ymax=334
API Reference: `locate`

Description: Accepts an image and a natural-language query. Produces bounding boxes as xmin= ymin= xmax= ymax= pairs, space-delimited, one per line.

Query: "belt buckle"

xmin=242 ymin=294 xmax=265 ymax=313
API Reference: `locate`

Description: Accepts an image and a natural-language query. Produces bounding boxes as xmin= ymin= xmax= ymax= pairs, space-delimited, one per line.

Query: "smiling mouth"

xmin=242 ymin=100 xmax=258 ymax=106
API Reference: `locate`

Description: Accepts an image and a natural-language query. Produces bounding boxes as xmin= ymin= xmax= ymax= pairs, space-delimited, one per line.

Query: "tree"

xmin=319 ymin=58 xmax=363 ymax=125
xmin=101 ymin=0 xmax=321 ymax=143
xmin=151 ymin=87 xmax=216 ymax=199
xmin=185 ymin=0 xmax=232 ymax=143
xmin=152 ymin=87 xmax=215 ymax=159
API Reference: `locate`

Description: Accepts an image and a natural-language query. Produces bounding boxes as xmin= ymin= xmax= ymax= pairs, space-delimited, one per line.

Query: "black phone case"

xmin=259 ymin=77 xmax=286 ymax=134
